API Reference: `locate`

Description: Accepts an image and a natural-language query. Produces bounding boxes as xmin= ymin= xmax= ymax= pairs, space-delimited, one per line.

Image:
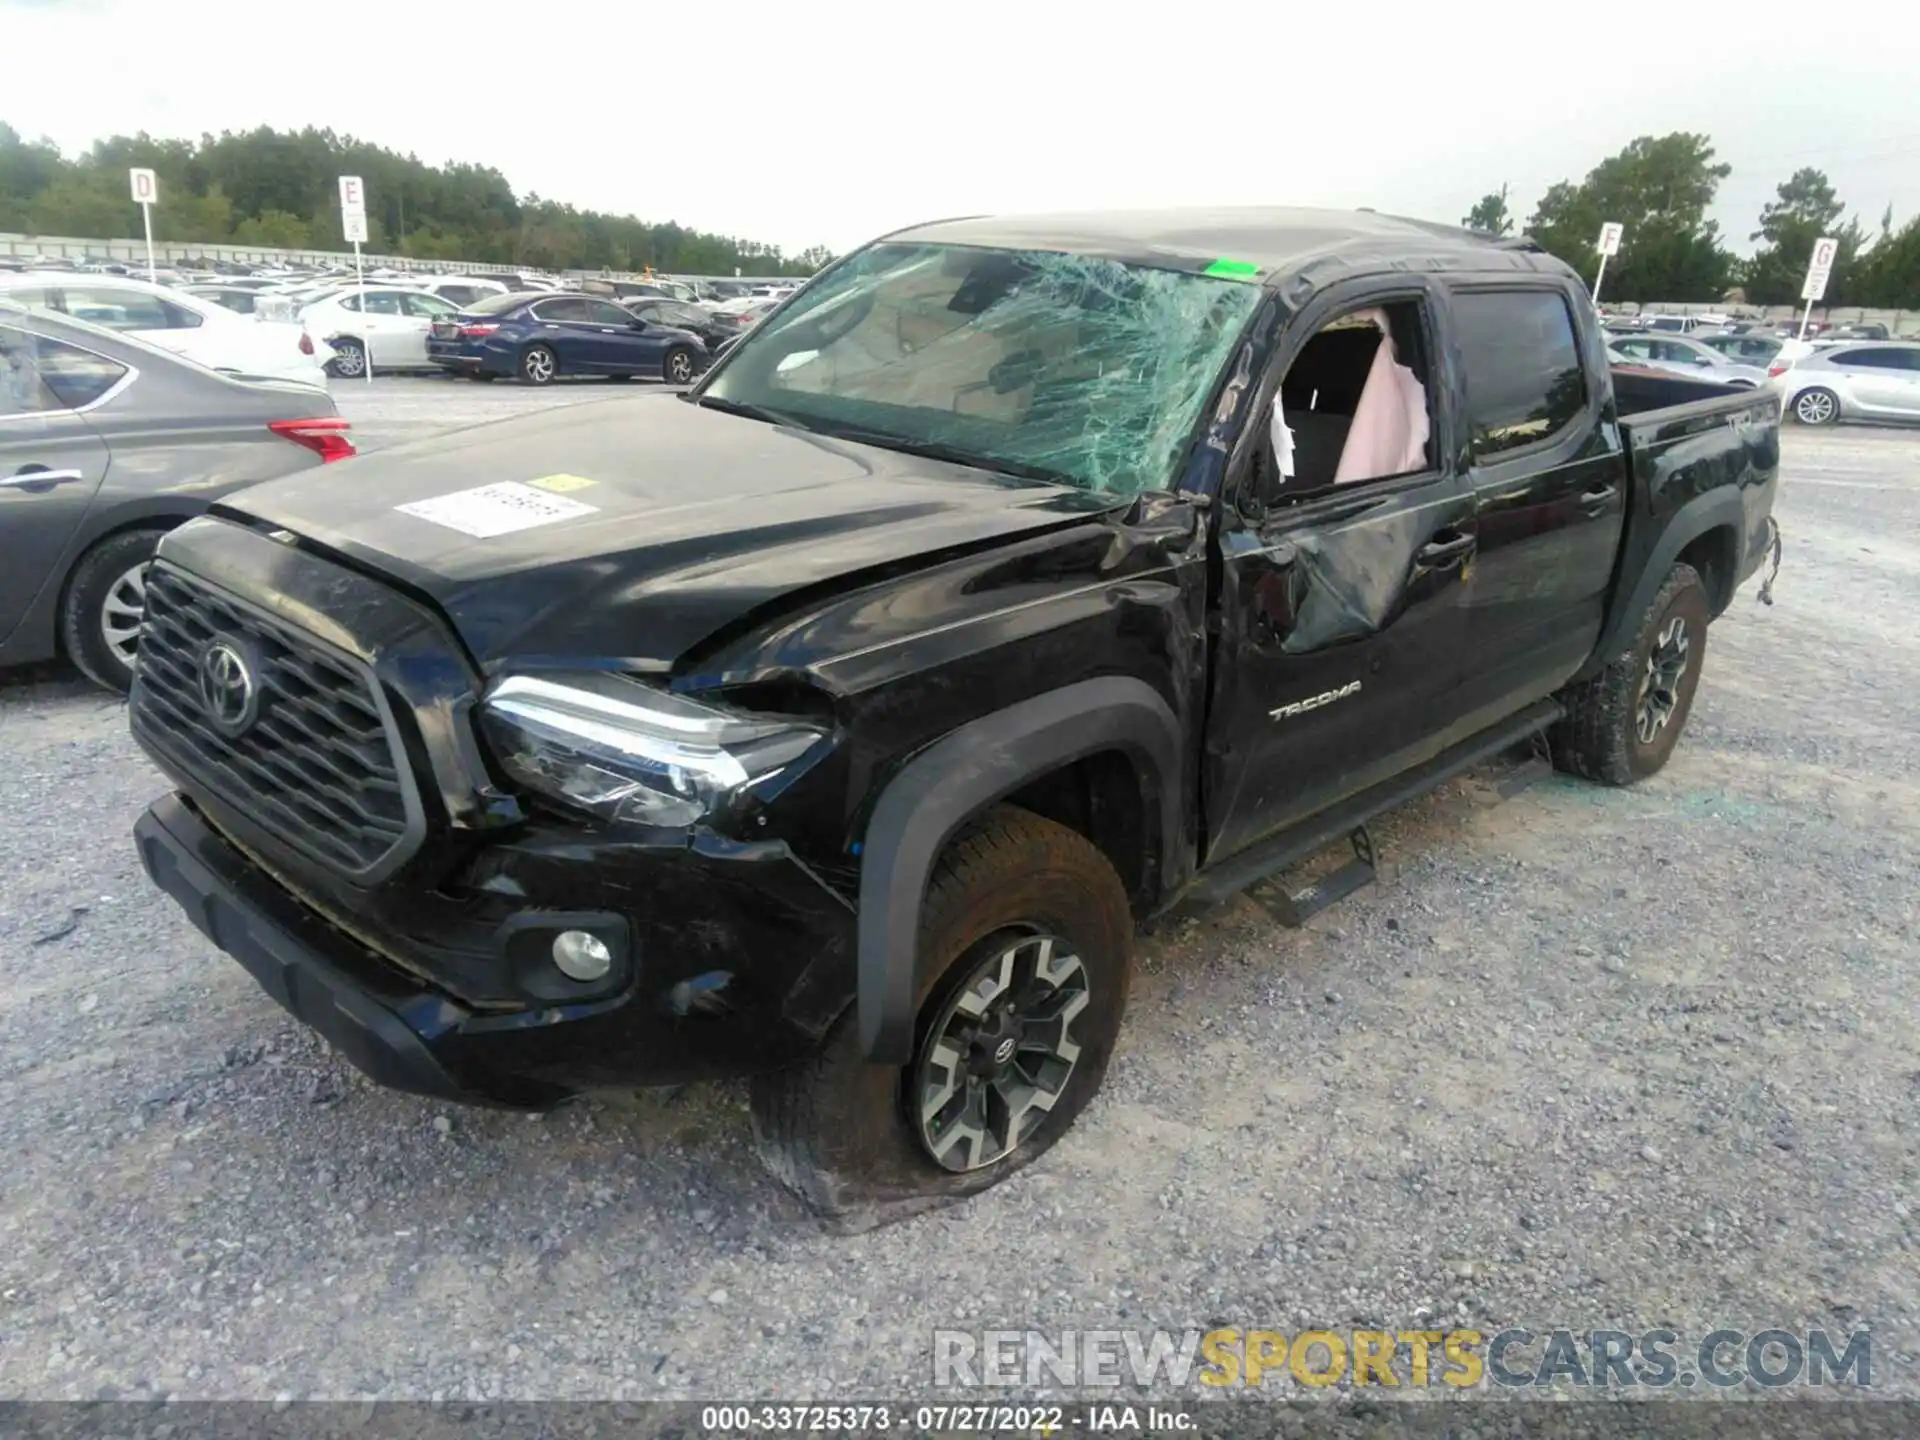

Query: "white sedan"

xmin=0 ymin=272 xmax=330 ymax=389
xmin=297 ymin=287 xmax=463 ymax=377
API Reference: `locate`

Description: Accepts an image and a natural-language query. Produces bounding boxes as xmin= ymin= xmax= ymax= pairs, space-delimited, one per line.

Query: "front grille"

xmin=132 ymin=564 xmax=415 ymax=878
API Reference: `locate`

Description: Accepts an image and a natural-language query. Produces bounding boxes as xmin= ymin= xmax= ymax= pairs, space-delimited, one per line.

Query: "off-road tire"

xmin=60 ymin=527 xmax=167 ymax=694
xmin=1550 ymin=561 xmax=1711 ymax=786
xmin=749 ymin=806 xmax=1132 ymax=1229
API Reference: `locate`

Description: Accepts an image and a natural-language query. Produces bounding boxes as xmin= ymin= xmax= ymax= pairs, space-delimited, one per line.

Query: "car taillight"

xmin=269 ymin=417 xmax=355 ymax=463
xmin=298 ymin=332 xmax=315 ymax=355
xmin=458 ymin=322 xmax=499 ymax=338
xmin=1767 ymin=362 xmax=1788 ymax=377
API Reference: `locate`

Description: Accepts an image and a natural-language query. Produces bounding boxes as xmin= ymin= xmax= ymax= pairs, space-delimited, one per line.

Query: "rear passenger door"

xmin=526 ymin=296 xmax=600 ymax=372
xmin=1442 ymin=283 xmax=1626 ymax=718
xmin=397 ymin=292 xmax=458 ymax=366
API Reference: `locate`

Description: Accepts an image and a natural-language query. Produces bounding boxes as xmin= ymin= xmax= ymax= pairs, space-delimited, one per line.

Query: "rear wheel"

xmin=749 ymin=807 xmax=1131 ymax=1229
xmin=519 ymin=345 xmax=557 ymax=385
xmin=1550 ymin=561 xmax=1711 ymax=786
xmin=1792 ymin=387 xmax=1839 ymax=425
xmin=60 ymin=528 xmax=167 ymax=694
xmin=326 ymin=339 xmax=366 ymax=379
xmin=662 ymin=347 xmax=696 ymax=384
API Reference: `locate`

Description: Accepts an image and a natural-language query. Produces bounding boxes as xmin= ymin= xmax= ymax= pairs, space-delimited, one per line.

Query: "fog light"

xmin=551 ymin=930 xmax=612 ymax=982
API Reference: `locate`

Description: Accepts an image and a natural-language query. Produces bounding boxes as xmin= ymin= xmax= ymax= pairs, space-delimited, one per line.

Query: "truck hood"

xmin=220 ymin=393 xmax=1122 ymax=671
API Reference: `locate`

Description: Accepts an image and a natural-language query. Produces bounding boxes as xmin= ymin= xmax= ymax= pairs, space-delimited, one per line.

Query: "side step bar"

xmin=1178 ymin=700 xmax=1563 ymax=917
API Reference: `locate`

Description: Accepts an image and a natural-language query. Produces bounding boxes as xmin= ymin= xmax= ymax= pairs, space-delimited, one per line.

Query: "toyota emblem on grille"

xmin=199 ymin=638 xmax=260 ymax=736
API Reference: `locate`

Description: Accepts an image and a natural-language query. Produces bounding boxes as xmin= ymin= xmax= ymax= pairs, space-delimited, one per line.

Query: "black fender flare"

xmin=1580 ymin=486 xmax=1745 ymax=679
xmin=856 ymin=676 xmax=1183 ymax=1063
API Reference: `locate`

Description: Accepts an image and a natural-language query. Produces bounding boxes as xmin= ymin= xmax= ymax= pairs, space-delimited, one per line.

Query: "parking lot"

xmin=1 ymin=380 xmax=1916 ymax=1401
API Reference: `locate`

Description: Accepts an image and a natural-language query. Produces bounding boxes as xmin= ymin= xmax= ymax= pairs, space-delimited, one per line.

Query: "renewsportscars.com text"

xmin=933 ymin=1327 xmax=1872 ymax=1390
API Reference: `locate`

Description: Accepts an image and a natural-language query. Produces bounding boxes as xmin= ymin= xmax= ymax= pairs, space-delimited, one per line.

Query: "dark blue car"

xmin=426 ymin=291 xmax=707 ymax=386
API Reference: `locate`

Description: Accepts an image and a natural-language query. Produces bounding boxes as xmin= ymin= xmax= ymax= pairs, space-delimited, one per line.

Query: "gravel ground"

xmin=1 ymin=386 xmax=1916 ymax=1406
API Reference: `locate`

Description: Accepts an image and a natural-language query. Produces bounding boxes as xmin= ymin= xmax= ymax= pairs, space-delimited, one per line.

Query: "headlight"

xmin=480 ymin=673 xmax=825 ymax=827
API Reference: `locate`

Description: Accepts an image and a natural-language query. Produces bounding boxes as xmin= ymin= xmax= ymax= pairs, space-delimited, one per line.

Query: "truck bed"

xmin=1609 ymin=366 xmax=1781 ymax=625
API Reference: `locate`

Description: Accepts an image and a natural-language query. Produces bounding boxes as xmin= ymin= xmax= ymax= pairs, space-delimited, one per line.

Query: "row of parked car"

xmin=0 ymin=263 xmax=800 ymax=391
xmin=1601 ymin=318 xmax=1920 ymax=427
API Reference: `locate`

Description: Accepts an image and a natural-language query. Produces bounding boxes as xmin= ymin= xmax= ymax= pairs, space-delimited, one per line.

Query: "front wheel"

xmin=1550 ymin=561 xmax=1711 ymax=786
xmin=60 ymin=527 xmax=167 ymax=694
xmin=749 ymin=807 xmax=1131 ymax=1229
xmin=662 ymin=347 xmax=696 ymax=384
xmin=519 ymin=345 xmax=557 ymax=385
xmin=1791 ymin=387 xmax=1839 ymax=426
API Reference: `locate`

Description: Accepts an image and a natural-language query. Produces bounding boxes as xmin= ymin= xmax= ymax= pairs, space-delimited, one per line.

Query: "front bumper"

xmin=135 ymin=791 xmax=858 ymax=1105
xmin=136 ymin=794 xmax=554 ymax=1106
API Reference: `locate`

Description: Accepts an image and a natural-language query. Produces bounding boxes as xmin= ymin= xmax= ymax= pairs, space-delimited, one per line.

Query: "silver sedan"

xmin=1606 ymin=332 xmax=1772 ymax=388
xmin=1 ymin=303 xmax=354 ymax=692
xmin=1777 ymin=341 xmax=1920 ymax=426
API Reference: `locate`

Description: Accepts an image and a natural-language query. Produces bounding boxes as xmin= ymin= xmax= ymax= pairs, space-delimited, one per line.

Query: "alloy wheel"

xmin=332 ymin=342 xmax=365 ymax=378
xmin=523 ymin=348 xmax=555 ymax=383
xmin=1636 ymin=615 xmax=1690 ymax=744
xmin=1795 ymin=390 xmax=1836 ymax=425
xmin=100 ymin=562 xmax=150 ymax=668
xmin=666 ymin=350 xmax=694 ymax=383
xmin=912 ymin=933 xmax=1090 ymax=1173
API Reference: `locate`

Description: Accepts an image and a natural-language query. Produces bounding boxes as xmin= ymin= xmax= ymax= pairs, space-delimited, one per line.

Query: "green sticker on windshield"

xmin=1203 ymin=258 xmax=1260 ymax=281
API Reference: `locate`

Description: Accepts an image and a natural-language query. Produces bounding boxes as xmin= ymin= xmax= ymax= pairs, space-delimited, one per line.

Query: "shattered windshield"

xmin=700 ymin=243 xmax=1262 ymax=496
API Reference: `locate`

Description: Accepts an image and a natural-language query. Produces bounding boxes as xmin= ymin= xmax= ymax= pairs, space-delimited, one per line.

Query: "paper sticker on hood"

xmin=396 ymin=482 xmax=599 ymax=539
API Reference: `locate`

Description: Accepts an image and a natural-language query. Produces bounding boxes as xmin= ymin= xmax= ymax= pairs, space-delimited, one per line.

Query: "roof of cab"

xmin=880 ymin=205 xmax=1570 ymax=288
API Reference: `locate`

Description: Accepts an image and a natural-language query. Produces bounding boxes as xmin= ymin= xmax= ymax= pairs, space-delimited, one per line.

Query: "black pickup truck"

xmin=128 ymin=209 xmax=1781 ymax=1224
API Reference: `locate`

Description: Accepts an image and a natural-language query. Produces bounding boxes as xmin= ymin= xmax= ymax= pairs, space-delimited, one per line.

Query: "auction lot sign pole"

xmin=1798 ymin=235 xmax=1840 ymax=341
xmin=129 ymin=167 xmax=158 ymax=283
xmin=339 ymin=175 xmax=372 ymax=382
xmin=1591 ymin=221 xmax=1624 ymax=304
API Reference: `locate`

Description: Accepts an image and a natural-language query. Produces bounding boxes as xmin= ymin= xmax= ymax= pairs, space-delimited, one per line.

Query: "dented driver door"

xmin=1202 ymin=466 xmax=1480 ymax=866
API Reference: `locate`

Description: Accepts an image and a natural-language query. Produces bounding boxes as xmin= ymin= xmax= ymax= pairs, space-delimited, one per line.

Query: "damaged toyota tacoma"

xmin=129 ymin=209 xmax=1782 ymax=1222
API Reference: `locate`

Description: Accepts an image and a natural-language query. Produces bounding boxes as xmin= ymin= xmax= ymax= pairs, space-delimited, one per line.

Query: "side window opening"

xmin=1450 ymin=289 xmax=1586 ymax=461
xmin=1252 ymin=300 xmax=1433 ymax=506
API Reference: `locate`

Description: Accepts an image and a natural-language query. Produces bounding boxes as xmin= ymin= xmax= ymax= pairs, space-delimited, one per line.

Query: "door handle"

xmin=1580 ymin=483 xmax=1619 ymax=512
xmin=2 ymin=468 xmax=86 ymax=492
xmin=1416 ymin=531 xmax=1476 ymax=567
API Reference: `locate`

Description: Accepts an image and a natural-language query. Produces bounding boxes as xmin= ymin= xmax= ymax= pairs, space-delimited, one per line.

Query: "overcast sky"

xmin=7 ymin=0 xmax=1919 ymax=256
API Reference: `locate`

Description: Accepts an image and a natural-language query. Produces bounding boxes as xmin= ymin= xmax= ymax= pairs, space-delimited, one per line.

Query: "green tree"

xmin=1741 ymin=169 xmax=1867 ymax=306
xmin=24 ymin=175 xmax=131 ymax=240
xmin=0 ymin=124 xmax=811 ymax=275
xmin=232 ymin=209 xmax=312 ymax=249
xmin=0 ymin=124 xmax=64 ymax=229
xmin=1461 ymin=185 xmax=1513 ymax=236
xmin=1525 ymin=133 xmax=1736 ymax=301
xmin=1853 ymin=208 xmax=1920 ymax=309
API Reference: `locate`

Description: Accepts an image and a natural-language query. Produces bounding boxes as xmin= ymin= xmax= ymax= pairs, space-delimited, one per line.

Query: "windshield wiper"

xmin=800 ymin=423 xmax=1074 ymax=488
xmin=693 ymin=394 xmax=801 ymax=427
